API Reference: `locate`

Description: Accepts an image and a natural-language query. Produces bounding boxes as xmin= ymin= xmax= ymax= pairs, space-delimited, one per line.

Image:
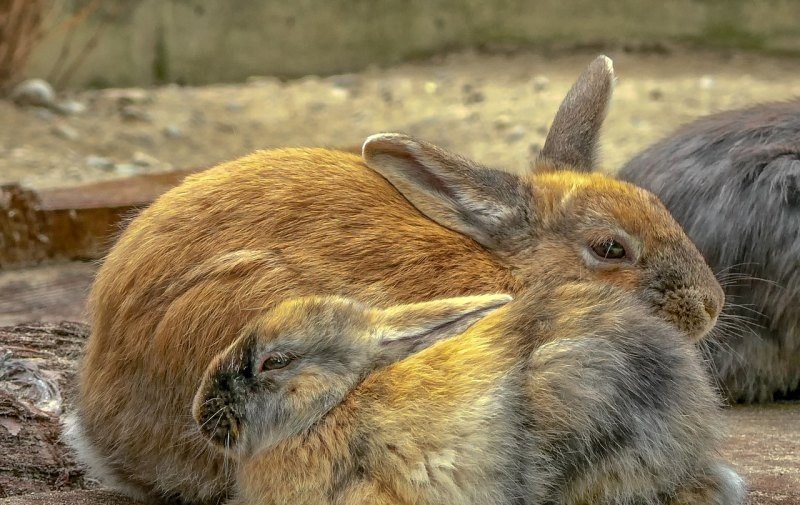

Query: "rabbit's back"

xmin=618 ymin=100 xmax=800 ymax=403
xmin=73 ymin=148 xmax=515 ymax=504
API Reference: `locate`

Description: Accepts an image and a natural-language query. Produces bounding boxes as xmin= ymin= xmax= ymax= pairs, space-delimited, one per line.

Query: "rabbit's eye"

xmin=259 ymin=353 xmax=292 ymax=372
xmin=591 ymin=239 xmax=627 ymax=260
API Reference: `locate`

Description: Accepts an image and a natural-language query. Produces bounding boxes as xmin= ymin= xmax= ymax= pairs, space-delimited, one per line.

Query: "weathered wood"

xmin=0 ymin=263 xmax=96 ymax=326
xmin=0 ymin=322 xmax=90 ymax=498
xmin=0 ymin=169 xmax=201 ymax=270
xmin=0 ymin=490 xmax=139 ymax=505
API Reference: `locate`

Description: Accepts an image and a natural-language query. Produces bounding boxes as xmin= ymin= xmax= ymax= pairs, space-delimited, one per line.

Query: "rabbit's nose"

xmin=216 ymin=373 xmax=236 ymax=392
xmin=703 ymin=297 xmax=719 ymax=320
xmin=701 ymin=285 xmax=724 ymax=322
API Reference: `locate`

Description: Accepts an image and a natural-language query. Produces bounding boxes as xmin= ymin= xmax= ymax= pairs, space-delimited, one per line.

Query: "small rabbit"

xmin=67 ymin=56 xmax=726 ymax=504
xmin=194 ymin=280 xmax=745 ymax=505
xmin=618 ymin=100 xmax=800 ymax=403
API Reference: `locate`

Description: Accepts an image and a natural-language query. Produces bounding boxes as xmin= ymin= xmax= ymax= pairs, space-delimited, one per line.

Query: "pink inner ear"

xmin=367 ymin=139 xmax=456 ymax=199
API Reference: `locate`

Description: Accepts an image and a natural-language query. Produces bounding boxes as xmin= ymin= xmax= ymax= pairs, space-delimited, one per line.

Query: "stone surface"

xmin=10 ymin=80 xmax=56 ymax=109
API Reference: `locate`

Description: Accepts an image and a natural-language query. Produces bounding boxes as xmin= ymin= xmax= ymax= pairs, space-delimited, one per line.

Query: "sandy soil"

xmin=2 ymin=49 xmax=800 ymax=190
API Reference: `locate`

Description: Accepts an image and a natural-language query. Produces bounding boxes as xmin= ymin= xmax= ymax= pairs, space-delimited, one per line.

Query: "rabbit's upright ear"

xmin=363 ymin=134 xmax=532 ymax=249
xmin=535 ymin=55 xmax=615 ymax=173
xmin=373 ymin=294 xmax=512 ymax=365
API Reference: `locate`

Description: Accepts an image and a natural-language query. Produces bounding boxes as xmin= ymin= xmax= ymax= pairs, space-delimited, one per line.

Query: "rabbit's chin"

xmin=244 ymin=398 xmax=342 ymax=457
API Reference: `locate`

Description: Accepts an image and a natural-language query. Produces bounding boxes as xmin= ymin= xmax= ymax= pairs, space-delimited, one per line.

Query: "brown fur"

xmin=66 ymin=56 xmax=724 ymax=504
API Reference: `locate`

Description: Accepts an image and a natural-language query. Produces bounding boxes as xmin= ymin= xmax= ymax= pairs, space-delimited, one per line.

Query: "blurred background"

xmin=1 ymin=0 xmax=799 ymax=322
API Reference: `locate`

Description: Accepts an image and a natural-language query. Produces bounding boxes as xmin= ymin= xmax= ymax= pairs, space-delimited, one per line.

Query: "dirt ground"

xmin=2 ymin=48 xmax=800 ymax=190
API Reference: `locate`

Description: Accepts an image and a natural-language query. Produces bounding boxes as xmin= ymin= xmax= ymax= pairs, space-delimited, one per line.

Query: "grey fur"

xmin=199 ymin=280 xmax=745 ymax=504
xmin=618 ymin=100 xmax=800 ymax=403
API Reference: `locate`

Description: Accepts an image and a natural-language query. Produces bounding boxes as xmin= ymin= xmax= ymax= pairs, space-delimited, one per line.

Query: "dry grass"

xmin=0 ymin=0 xmax=46 ymax=93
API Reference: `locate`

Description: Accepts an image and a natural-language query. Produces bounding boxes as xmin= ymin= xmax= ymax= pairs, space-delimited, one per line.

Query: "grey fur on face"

xmin=618 ymin=100 xmax=800 ymax=403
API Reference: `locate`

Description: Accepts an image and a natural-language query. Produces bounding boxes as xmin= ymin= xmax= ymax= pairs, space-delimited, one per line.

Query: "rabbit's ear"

xmin=374 ymin=294 xmax=512 ymax=365
xmin=535 ymin=55 xmax=615 ymax=173
xmin=363 ymin=134 xmax=532 ymax=249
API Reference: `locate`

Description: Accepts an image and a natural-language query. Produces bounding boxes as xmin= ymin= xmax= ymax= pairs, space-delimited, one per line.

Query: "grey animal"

xmin=194 ymin=279 xmax=745 ymax=505
xmin=618 ymin=100 xmax=800 ymax=403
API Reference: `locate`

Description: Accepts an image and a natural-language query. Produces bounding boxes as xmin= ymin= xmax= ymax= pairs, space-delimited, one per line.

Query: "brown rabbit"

xmin=194 ymin=280 xmax=745 ymax=505
xmin=66 ymin=56 xmax=725 ymax=504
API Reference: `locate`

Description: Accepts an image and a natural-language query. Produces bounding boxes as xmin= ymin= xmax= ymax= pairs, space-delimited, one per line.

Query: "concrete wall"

xmin=26 ymin=0 xmax=800 ymax=88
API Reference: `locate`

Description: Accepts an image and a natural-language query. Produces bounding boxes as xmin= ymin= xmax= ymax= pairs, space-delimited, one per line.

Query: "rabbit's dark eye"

xmin=259 ymin=353 xmax=292 ymax=372
xmin=591 ymin=239 xmax=627 ymax=260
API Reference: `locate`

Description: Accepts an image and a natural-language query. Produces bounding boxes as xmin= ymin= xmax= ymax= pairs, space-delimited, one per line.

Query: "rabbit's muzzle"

xmin=650 ymin=286 xmax=720 ymax=342
xmin=194 ymin=372 xmax=243 ymax=449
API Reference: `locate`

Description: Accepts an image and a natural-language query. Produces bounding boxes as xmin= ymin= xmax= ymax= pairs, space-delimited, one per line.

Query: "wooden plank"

xmin=35 ymin=169 xmax=202 ymax=211
xmin=0 ymin=170 xmax=201 ymax=269
xmin=0 ymin=322 xmax=91 ymax=498
xmin=0 ymin=262 xmax=96 ymax=326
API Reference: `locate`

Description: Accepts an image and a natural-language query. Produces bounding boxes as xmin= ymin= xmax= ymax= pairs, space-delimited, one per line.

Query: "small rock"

xmin=33 ymin=107 xmax=56 ymax=121
xmin=162 ymin=125 xmax=183 ymax=139
xmin=55 ymin=100 xmax=87 ymax=115
xmin=493 ymin=115 xmax=512 ymax=130
xmin=117 ymin=131 xmax=156 ymax=147
xmin=461 ymin=84 xmax=486 ymax=104
xmin=120 ymin=105 xmax=151 ymax=122
xmin=699 ymin=76 xmax=715 ymax=90
xmin=329 ymin=87 xmax=350 ymax=101
xmin=85 ymin=155 xmax=115 ymax=170
xmin=11 ymin=78 xmax=56 ymax=108
xmin=106 ymin=88 xmax=152 ymax=106
xmin=330 ymin=74 xmax=361 ymax=90
xmin=532 ymin=75 xmax=549 ymax=92
xmin=216 ymin=122 xmax=237 ymax=133
xmin=464 ymin=91 xmax=486 ymax=104
xmin=505 ymin=125 xmax=527 ymax=143
xmin=132 ymin=151 xmax=161 ymax=167
xmin=648 ymin=88 xmax=664 ymax=101
xmin=308 ymin=101 xmax=327 ymax=113
xmin=51 ymin=124 xmax=79 ymax=141
xmin=113 ymin=163 xmax=143 ymax=176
